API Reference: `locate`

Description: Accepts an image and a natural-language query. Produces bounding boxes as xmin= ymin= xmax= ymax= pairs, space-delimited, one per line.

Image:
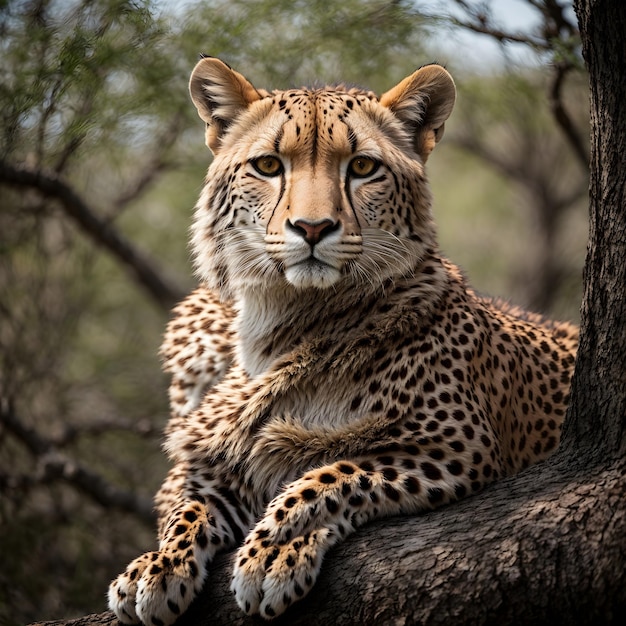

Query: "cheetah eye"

xmin=251 ymin=156 xmax=283 ymax=177
xmin=348 ymin=156 xmax=379 ymax=178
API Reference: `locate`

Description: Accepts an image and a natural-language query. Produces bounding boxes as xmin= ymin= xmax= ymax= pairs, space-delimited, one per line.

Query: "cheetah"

xmin=108 ymin=57 xmax=578 ymax=624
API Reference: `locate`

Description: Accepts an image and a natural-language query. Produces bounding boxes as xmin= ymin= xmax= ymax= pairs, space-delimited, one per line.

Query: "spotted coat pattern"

xmin=108 ymin=58 xmax=579 ymax=624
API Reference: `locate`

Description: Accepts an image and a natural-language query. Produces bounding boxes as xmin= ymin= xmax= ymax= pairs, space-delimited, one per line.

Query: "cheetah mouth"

xmin=284 ymin=257 xmax=342 ymax=289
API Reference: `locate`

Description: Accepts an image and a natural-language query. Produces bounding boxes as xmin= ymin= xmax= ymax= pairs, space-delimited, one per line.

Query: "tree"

xmin=28 ymin=0 xmax=626 ymax=625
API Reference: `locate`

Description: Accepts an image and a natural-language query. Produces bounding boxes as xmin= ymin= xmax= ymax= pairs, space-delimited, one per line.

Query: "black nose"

xmin=288 ymin=218 xmax=340 ymax=246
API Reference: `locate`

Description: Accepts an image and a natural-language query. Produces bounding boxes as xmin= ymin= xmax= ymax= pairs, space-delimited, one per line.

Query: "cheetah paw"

xmin=231 ymin=528 xmax=330 ymax=619
xmin=108 ymin=551 xmax=155 ymax=624
xmin=109 ymin=551 xmax=204 ymax=626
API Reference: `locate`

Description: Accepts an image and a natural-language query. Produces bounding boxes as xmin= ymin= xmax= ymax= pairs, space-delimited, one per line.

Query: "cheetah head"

xmin=189 ymin=57 xmax=455 ymax=297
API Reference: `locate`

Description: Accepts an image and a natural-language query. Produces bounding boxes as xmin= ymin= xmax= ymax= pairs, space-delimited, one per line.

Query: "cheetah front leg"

xmin=232 ymin=455 xmax=476 ymax=619
xmin=108 ymin=464 xmax=255 ymax=625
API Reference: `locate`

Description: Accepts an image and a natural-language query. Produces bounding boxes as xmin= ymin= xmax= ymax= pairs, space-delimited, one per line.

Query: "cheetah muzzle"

xmin=108 ymin=57 xmax=579 ymax=624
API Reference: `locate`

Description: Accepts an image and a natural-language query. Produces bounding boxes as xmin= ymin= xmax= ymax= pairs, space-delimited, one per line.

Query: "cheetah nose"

xmin=288 ymin=218 xmax=340 ymax=246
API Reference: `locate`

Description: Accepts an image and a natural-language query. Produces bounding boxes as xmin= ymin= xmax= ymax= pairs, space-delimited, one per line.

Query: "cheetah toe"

xmin=108 ymin=551 xmax=156 ymax=624
xmin=231 ymin=528 xmax=330 ymax=619
xmin=134 ymin=552 xmax=204 ymax=626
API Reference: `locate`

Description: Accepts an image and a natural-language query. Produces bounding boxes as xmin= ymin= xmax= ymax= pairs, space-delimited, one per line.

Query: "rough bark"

xmin=30 ymin=454 xmax=626 ymax=626
xmin=563 ymin=0 xmax=626 ymax=461
xmin=29 ymin=1 xmax=626 ymax=625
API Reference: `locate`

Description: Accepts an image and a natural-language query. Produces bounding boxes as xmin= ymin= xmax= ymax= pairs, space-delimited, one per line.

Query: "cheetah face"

xmin=189 ymin=59 xmax=455 ymax=297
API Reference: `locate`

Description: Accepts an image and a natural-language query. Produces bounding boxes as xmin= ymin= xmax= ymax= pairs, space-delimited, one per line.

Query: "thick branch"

xmin=0 ymin=160 xmax=185 ymax=310
xmin=29 ymin=454 xmax=626 ymax=626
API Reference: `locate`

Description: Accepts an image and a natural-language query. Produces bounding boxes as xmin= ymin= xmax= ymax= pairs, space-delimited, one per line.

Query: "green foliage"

xmin=176 ymin=0 xmax=428 ymax=89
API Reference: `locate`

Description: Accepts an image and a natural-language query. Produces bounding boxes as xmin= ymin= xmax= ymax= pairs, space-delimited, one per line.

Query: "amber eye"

xmin=348 ymin=156 xmax=379 ymax=178
xmin=251 ymin=156 xmax=283 ymax=177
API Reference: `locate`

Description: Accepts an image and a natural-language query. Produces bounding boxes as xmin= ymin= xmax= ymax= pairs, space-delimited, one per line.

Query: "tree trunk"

xmin=562 ymin=0 xmax=626 ymax=462
xmin=29 ymin=1 xmax=626 ymax=625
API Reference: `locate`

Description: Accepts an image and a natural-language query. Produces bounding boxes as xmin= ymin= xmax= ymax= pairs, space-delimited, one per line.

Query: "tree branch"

xmin=446 ymin=0 xmax=550 ymax=49
xmin=549 ymin=62 xmax=589 ymax=168
xmin=0 ymin=400 xmax=156 ymax=523
xmin=110 ymin=114 xmax=185 ymax=216
xmin=0 ymin=160 xmax=185 ymax=310
xmin=28 ymin=455 xmax=626 ymax=626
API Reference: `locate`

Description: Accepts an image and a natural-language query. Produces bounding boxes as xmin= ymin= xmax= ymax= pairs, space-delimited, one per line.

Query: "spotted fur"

xmin=108 ymin=58 xmax=578 ymax=624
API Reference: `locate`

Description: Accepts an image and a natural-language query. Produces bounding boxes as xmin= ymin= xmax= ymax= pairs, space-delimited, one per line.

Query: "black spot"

xmin=404 ymin=476 xmax=420 ymax=493
xmin=382 ymin=467 xmax=398 ymax=481
xmin=338 ymin=463 xmax=355 ymax=474
xmin=350 ymin=396 xmax=362 ymax=410
xmin=446 ymin=460 xmax=464 ymax=476
xmin=285 ymin=496 xmax=298 ymax=508
xmin=377 ymin=455 xmax=395 ymax=465
xmin=183 ymin=510 xmax=197 ymax=523
xmin=264 ymin=548 xmax=280 ymax=571
xmin=387 ymin=407 xmax=400 ymax=419
xmin=167 ymin=600 xmax=180 ymax=615
xmin=151 ymin=617 xmax=164 ymax=626
xmin=359 ymin=475 xmax=372 ymax=490
xmin=421 ymin=462 xmax=442 ymax=480
xmin=429 ymin=448 xmax=445 ymax=461
xmin=383 ymin=484 xmax=400 ymax=501
xmin=301 ymin=488 xmax=317 ymax=501
xmin=325 ymin=497 xmax=339 ymax=514
xmin=427 ymin=487 xmax=444 ymax=504
xmin=319 ymin=473 xmax=337 ymax=484
xmin=150 ymin=564 xmax=162 ymax=575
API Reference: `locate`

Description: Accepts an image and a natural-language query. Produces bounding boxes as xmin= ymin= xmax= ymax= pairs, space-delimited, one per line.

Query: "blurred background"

xmin=0 ymin=1 xmax=587 ymax=623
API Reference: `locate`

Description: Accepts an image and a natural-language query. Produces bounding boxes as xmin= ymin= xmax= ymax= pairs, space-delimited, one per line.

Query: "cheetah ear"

xmin=189 ymin=57 xmax=266 ymax=153
xmin=380 ymin=64 xmax=456 ymax=162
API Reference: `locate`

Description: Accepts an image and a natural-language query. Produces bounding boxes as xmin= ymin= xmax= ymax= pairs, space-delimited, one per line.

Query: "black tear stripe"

xmin=267 ymin=174 xmax=286 ymax=227
xmin=344 ymin=174 xmax=362 ymax=229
